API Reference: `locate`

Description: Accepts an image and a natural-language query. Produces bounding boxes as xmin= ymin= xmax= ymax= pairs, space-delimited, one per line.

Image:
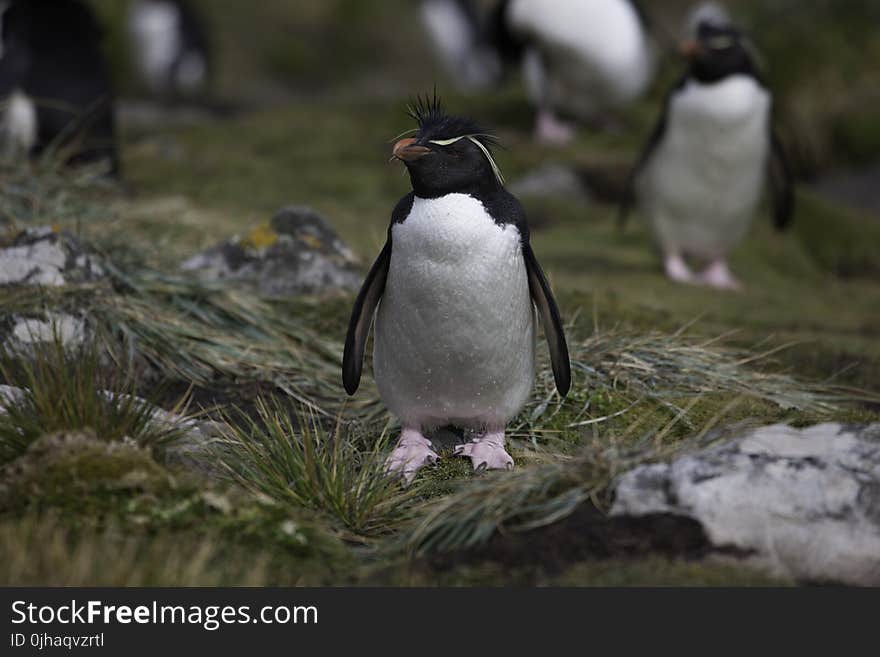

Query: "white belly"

xmin=374 ymin=194 xmax=535 ymax=431
xmin=638 ymin=76 xmax=771 ymax=258
xmin=128 ymin=2 xmax=182 ymax=91
xmin=2 ymin=91 xmax=37 ymax=155
xmin=511 ymin=0 xmax=653 ymax=114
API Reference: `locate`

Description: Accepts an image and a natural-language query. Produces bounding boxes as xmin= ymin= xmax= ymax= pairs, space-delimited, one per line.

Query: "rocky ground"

xmin=0 ymin=0 xmax=879 ymax=586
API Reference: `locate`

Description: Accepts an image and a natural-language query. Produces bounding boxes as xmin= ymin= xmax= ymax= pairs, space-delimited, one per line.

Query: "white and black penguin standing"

xmin=0 ymin=0 xmax=118 ymax=174
xmin=622 ymin=6 xmax=794 ymax=290
xmin=499 ymin=0 xmax=655 ymax=143
xmin=127 ymin=0 xmax=210 ymax=100
xmin=343 ymin=97 xmax=571 ymax=482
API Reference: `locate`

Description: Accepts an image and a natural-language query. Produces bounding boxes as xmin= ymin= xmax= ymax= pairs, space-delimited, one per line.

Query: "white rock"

xmin=0 ymin=226 xmax=103 ymax=287
xmin=0 ymin=239 xmax=68 ymax=286
xmin=611 ymin=423 xmax=880 ymax=585
xmin=8 ymin=315 xmax=86 ymax=348
xmin=0 ymin=385 xmax=26 ymax=410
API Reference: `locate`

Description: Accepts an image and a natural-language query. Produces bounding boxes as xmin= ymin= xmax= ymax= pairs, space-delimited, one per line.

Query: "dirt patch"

xmin=427 ymin=503 xmax=725 ymax=576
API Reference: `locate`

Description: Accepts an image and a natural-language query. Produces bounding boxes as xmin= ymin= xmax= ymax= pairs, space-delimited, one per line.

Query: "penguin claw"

xmin=455 ymin=433 xmax=515 ymax=472
xmin=385 ymin=430 xmax=438 ymax=485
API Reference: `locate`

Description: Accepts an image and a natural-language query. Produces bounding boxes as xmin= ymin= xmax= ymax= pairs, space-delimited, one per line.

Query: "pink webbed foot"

xmin=454 ymin=431 xmax=514 ymax=472
xmin=535 ymin=110 xmax=576 ymax=145
xmin=700 ymin=259 xmax=742 ymax=291
xmin=385 ymin=428 xmax=439 ymax=484
xmin=664 ymin=253 xmax=698 ymax=285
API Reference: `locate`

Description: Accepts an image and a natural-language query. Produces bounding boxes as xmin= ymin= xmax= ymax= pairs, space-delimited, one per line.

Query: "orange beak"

xmin=679 ymin=39 xmax=705 ymax=59
xmin=393 ymin=137 xmax=431 ymax=162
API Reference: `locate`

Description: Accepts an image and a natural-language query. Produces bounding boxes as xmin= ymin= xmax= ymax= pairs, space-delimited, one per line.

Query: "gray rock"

xmin=0 ymin=226 xmax=104 ymax=287
xmin=611 ymin=423 xmax=880 ymax=585
xmin=0 ymin=385 xmax=26 ymax=409
xmin=507 ymin=164 xmax=592 ymax=203
xmin=181 ymin=206 xmax=361 ymax=296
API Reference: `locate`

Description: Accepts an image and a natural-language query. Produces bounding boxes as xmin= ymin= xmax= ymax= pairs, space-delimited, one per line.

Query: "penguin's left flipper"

xmin=342 ymin=239 xmax=391 ymax=395
xmin=523 ymin=243 xmax=571 ymax=397
xmin=769 ymin=129 xmax=794 ymax=231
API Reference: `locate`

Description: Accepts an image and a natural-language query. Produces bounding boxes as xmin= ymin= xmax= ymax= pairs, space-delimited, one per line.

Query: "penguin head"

xmin=392 ymin=95 xmax=503 ymax=197
xmin=681 ymin=22 xmax=758 ymax=84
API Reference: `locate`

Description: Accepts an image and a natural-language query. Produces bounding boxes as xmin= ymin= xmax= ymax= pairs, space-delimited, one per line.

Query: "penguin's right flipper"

xmin=769 ymin=129 xmax=794 ymax=231
xmin=523 ymin=243 xmax=571 ymax=397
xmin=342 ymin=240 xmax=391 ymax=395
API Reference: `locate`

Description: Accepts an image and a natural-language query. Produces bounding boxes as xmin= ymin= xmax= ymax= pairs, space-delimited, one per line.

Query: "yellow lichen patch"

xmin=241 ymin=224 xmax=279 ymax=251
xmin=299 ymin=233 xmax=324 ymax=250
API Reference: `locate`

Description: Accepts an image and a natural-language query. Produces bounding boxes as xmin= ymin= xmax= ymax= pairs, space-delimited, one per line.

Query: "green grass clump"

xmin=0 ymin=339 xmax=185 ymax=466
xmin=213 ymin=398 xmax=418 ymax=537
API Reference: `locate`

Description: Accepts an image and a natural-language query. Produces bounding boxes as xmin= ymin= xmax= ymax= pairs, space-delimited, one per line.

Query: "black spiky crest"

xmin=406 ymin=92 xmax=498 ymax=150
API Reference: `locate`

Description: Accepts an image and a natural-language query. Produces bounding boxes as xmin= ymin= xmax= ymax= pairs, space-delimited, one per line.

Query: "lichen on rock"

xmin=180 ymin=206 xmax=361 ymax=296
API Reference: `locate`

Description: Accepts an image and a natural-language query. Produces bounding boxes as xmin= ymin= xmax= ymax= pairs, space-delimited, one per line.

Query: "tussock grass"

xmin=0 ymin=339 xmax=185 ymax=466
xmin=93 ymin=264 xmax=384 ymax=421
xmin=0 ymin=159 xmax=384 ymax=422
xmin=522 ymin=321 xmax=875 ymax=439
xmin=212 ymin=398 xmax=417 ymax=537
xmin=0 ymin=158 xmax=116 ymax=229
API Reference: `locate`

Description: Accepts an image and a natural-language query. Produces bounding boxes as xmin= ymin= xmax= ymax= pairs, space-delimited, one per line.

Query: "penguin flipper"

xmin=342 ymin=240 xmax=391 ymax=395
xmin=523 ymin=243 xmax=571 ymax=397
xmin=769 ymin=129 xmax=794 ymax=231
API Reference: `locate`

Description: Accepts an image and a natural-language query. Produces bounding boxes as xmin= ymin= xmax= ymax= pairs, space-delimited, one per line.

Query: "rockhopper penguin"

xmin=621 ymin=8 xmax=793 ymax=290
xmin=343 ymin=96 xmax=571 ymax=483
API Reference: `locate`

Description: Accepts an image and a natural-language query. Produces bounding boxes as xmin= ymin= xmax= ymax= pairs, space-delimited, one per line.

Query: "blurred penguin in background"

xmin=499 ymin=0 xmax=655 ymax=143
xmin=0 ymin=0 xmax=119 ymax=174
xmin=128 ymin=0 xmax=211 ymax=101
xmin=419 ymin=0 xmax=503 ymax=91
xmin=621 ymin=3 xmax=794 ymax=290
